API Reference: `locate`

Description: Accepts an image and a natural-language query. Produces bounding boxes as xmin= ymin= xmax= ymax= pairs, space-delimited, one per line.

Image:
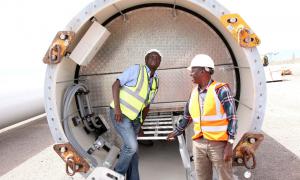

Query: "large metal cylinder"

xmin=0 ymin=89 xmax=44 ymax=129
xmin=44 ymin=0 xmax=266 ymax=177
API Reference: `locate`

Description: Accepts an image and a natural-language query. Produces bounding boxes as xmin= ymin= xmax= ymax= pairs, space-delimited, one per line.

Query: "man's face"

xmin=145 ymin=52 xmax=161 ymax=70
xmin=190 ymin=67 xmax=205 ymax=84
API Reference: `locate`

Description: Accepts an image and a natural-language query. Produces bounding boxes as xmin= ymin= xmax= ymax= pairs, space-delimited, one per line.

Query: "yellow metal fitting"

xmin=220 ymin=14 xmax=260 ymax=48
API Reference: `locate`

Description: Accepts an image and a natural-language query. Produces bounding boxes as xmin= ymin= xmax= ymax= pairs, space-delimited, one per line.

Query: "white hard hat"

xmin=187 ymin=54 xmax=214 ymax=70
xmin=145 ymin=49 xmax=162 ymax=58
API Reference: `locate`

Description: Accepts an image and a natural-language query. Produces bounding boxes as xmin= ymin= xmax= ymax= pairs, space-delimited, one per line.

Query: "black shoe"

xmin=138 ymin=140 xmax=154 ymax=146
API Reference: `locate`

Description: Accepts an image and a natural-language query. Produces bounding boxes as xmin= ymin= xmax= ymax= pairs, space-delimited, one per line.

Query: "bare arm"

xmin=142 ymin=105 xmax=150 ymax=122
xmin=138 ymin=105 xmax=150 ymax=136
xmin=112 ymin=79 xmax=122 ymax=122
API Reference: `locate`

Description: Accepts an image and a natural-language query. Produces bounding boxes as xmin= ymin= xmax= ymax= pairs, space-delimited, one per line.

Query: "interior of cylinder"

xmin=67 ymin=6 xmax=240 ymax=164
xmin=49 ymin=4 xmax=260 ymax=167
xmin=78 ymin=6 xmax=238 ymax=112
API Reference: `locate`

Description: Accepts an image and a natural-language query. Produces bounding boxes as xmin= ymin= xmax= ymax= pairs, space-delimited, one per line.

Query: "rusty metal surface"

xmin=233 ymin=132 xmax=264 ymax=169
xmin=78 ymin=7 xmax=236 ymax=109
xmin=43 ymin=31 xmax=75 ymax=64
xmin=53 ymin=143 xmax=90 ymax=175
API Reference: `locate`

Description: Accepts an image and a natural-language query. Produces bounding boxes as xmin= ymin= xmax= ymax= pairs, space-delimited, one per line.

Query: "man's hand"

xmin=223 ymin=143 xmax=233 ymax=161
xmin=115 ymin=107 xmax=122 ymax=123
xmin=166 ymin=131 xmax=177 ymax=141
xmin=112 ymin=80 xmax=122 ymax=122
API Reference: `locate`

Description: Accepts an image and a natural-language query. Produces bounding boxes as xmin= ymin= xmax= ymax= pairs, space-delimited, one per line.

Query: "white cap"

xmin=145 ymin=49 xmax=162 ymax=58
xmin=187 ymin=54 xmax=214 ymax=70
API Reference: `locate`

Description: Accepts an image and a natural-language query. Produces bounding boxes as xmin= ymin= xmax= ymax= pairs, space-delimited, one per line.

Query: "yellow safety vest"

xmin=110 ymin=65 xmax=158 ymax=122
xmin=189 ymin=81 xmax=229 ymax=141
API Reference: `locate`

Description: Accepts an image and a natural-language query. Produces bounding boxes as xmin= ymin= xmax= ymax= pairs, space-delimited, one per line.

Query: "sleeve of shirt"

xmin=117 ymin=65 xmax=139 ymax=87
xmin=174 ymin=101 xmax=193 ymax=136
xmin=217 ymin=84 xmax=238 ymax=139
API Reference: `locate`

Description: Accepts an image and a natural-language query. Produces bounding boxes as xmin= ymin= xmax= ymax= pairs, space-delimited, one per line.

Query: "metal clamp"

xmin=172 ymin=0 xmax=177 ymax=17
xmin=237 ymin=27 xmax=260 ymax=48
xmin=113 ymin=4 xmax=127 ymax=22
xmin=53 ymin=143 xmax=90 ymax=176
xmin=220 ymin=14 xmax=260 ymax=48
xmin=43 ymin=31 xmax=75 ymax=64
xmin=241 ymin=146 xmax=256 ymax=169
xmin=66 ymin=155 xmax=76 ymax=176
xmin=233 ymin=132 xmax=263 ymax=169
xmin=49 ymin=44 xmax=62 ymax=63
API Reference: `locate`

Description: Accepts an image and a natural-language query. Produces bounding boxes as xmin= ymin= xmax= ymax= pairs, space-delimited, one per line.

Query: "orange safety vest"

xmin=188 ymin=81 xmax=229 ymax=141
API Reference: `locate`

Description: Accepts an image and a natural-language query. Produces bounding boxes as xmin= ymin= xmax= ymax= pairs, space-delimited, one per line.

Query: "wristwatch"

xmin=227 ymin=139 xmax=234 ymax=144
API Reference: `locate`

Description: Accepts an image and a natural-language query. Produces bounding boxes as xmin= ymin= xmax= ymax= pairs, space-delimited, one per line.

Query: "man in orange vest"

xmin=167 ymin=54 xmax=237 ymax=180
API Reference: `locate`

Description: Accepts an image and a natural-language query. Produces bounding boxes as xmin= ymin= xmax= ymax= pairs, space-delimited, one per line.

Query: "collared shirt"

xmin=174 ymin=79 xmax=238 ymax=139
xmin=117 ymin=64 xmax=158 ymax=104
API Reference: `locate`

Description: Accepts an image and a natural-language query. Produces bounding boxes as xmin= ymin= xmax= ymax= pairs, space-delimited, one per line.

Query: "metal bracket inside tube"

xmin=113 ymin=4 xmax=127 ymax=22
xmin=172 ymin=0 xmax=177 ymax=17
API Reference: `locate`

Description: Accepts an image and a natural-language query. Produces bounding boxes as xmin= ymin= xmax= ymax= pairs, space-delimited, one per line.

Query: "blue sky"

xmin=270 ymin=50 xmax=300 ymax=61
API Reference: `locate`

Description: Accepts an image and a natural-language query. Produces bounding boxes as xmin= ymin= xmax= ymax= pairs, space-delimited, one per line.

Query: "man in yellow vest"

xmin=167 ymin=54 xmax=237 ymax=180
xmin=110 ymin=49 xmax=161 ymax=180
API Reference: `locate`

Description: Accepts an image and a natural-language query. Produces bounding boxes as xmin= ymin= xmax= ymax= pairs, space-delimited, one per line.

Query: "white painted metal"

xmin=178 ymin=134 xmax=196 ymax=180
xmin=0 ymin=89 xmax=44 ymax=129
xmin=140 ymin=118 xmax=172 ymax=121
xmin=86 ymin=166 xmax=125 ymax=180
xmin=142 ymin=126 xmax=173 ymax=129
xmin=143 ymin=130 xmax=173 ymax=134
xmin=143 ymin=122 xmax=173 ymax=125
xmin=146 ymin=115 xmax=172 ymax=119
xmin=70 ymin=21 xmax=111 ymax=65
xmin=138 ymin=113 xmax=174 ymax=139
xmin=264 ymin=66 xmax=283 ymax=82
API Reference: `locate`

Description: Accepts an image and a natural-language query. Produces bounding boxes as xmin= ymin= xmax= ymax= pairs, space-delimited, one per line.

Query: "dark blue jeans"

xmin=110 ymin=108 xmax=141 ymax=180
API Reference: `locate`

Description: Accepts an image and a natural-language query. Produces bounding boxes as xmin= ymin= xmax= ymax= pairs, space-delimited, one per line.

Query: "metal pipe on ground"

xmin=0 ymin=89 xmax=44 ymax=129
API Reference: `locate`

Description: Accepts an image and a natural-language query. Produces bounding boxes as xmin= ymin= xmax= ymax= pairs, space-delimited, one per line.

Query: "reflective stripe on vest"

xmin=146 ymin=77 xmax=158 ymax=105
xmin=110 ymin=65 xmax=158 ymax=121
xmin=189 ymin=81 xmax=229 ymax=141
